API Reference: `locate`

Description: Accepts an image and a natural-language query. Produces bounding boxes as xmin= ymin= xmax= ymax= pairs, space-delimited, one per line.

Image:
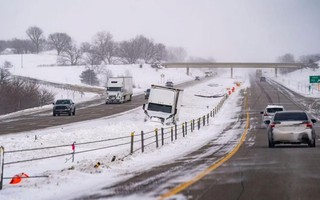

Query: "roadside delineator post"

xmin=71 ymin=142 xmax=76 ymax=162
xmin=0 ymin=146 xmax=4 ymax=190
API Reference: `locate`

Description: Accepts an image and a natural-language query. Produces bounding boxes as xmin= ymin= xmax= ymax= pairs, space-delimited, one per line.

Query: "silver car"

xmin=261 ymin=105 xmax=284 ymax=128
xmin=265 ymin=111 xmax=316 ymax=148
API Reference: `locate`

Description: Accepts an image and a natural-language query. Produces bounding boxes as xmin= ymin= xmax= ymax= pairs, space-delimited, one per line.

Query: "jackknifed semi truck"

xmin=143 ymin=85 xmax=183 ymax=125
xmin=105 ymin=77 xmax=133 ymax=104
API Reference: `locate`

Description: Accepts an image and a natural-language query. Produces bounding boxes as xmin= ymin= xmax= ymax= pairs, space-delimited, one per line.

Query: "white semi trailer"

xmin=106 ymin=77 xmax=133 ymax=104
xmin=143 ymin=85 xmax=183 ymax=124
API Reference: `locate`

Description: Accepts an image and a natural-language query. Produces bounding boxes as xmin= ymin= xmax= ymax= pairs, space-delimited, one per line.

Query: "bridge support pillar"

xmin=231 ymin=67 xmax=233 ymax=78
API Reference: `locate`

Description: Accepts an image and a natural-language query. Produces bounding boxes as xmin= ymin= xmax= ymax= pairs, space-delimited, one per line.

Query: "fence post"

xmin=175 ymin=124 xmax=177 ymax=140
xmin=207 ymin=114 xmax=209 ymax=125
xmin=130 ymin=132 xmax=135 ymax=154
xmin=0 ymin=146 xmax=4 ymax=190
xmin=203 ymin=115 xmax=205 ymax=126
xmin=155 ymin=128 xmax=159 ymax=148
xmin=193 ymin=119 xmax=195 ymax=132
xmin=161 ymin=128 xmax=164 ymax=146
xmin=198 ymin=118 xmax=200 ymax=130
xmin=141 ymin=131 xmax=144 ymax=153
xmin=171 ymin=127 xmax=174 ymax=141
xmin=185 ymin=122 xmax=188 ymax=135
xmin=182 ymin=124 xmax=185 ymax=137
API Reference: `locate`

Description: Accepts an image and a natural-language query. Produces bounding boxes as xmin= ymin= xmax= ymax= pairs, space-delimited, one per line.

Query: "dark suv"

xmin=53 ymin=99 xmax=76 ymax=116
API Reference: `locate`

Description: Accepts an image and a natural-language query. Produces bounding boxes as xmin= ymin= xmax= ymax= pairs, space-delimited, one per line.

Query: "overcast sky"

xmin=1 ymin=0 xmax=320 ymax=61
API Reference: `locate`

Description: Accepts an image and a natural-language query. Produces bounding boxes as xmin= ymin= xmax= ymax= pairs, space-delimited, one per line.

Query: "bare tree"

xmin=166 ymin=47 xmax=188 ymax=62
xmin=299 ymin=54 xmax=320 ymax=69
xmin=58 ymin=42 xmax=82 ymax=66
xmin=0 ymin=40 xmax=7 ymax=53
xmin=118 ymin=35 xmax=146 ymax=64
xmin=92 ymin=31 xmax=117 ymax=64
xmin=277 ymin=53 xmax=296 ymax=74
xmin=47 ymin=33 xmax=72 ymax=55
xmin=277 ymin=53 xmax=295 ymax=63
xmin=152 ymin=43 xmax=167 ymax=62
xmin=9 ymin=38 xmax=35 ymax=54
xmin=26 ymin=26 xmax=45 ymax=54
xmin=81 ymin=42 xmax=101 ymax=67
xmin=0 ymin=77 xmax=54 ymax=114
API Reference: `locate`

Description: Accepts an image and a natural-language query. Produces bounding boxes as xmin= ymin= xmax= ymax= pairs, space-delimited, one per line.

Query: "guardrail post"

xmin=141 ymin=131 xmax=144 ymax=153
xmin=175 ymin=124 xmax=177 ymax=140
xmin=155 ymin=128 xmax=159 ymax=148
xmin=171 ymin=127 xmax=174 ymax=141
xmin=198 ymin=118 xmax=200 ymax=130
xmin=130 ymin=132 xmax=135 ymax=154
xmin=0 ymin=146 xmax=4 ymax=190
xmin=161 ymin=128 xmax=164 ymax=146
xmin=213 ymin=108 xmax=215 ymax=117
xmin=207 ymin=114 xmax=209 ymax=125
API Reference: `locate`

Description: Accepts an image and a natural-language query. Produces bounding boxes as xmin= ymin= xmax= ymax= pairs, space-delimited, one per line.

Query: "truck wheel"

xmin=129 ymin=95 xmax=132 ymax=101
xmin=68 ymin=111 xmax=71 ymax=116
xmin=73 ymin=109 xmax=76 ymax=116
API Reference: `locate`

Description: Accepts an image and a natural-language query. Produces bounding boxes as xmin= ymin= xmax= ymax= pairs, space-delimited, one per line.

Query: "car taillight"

xmin=305 ymin=122 xmax=313 ymax=128
xmin=270 ymin=122 xmax=276 ymax=128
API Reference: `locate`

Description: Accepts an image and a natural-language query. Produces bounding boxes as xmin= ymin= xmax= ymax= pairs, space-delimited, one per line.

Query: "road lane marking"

xmin=159 ymin=95 xmax=250 ymax=200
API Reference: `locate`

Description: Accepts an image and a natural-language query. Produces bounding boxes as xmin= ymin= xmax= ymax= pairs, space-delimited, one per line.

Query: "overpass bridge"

xmin=161 ymin=62 xmax=304 ymax=78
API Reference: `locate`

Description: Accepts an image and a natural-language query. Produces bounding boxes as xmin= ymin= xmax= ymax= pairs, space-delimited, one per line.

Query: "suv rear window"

xmin=273 ymin=112 xmax=308 ymax=121
xmin=267 ymin=107 xmax=283 ymax=113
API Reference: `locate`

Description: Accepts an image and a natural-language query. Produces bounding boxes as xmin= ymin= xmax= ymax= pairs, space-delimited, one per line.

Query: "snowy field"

xmin=0 ymin=52 xmax=319 ymax=199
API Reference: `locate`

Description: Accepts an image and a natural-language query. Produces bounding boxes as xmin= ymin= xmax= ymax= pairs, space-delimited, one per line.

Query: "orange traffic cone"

xmin=9 ymin=173 xmax=29 ymax=184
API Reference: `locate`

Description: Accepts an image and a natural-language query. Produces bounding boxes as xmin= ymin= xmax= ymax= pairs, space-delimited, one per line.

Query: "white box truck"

xmin=143 ymin=85 xmax=183 ymax=125
xmin=106 ymin=77 xmax=133 ymax=104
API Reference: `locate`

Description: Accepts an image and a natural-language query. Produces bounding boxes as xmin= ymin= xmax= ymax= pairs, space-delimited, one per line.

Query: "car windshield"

xmin=56 ymin=100 xmax=70 ymax=104
xmin=148 ymin=103 xmax=172 ymax=113
xmin=267 ymin=107 xmax=283 ymax=113
xmin=273 ymin=112 xmax=308 ymax=121
xmin=107 ymin=87 xmax=121 ymax=91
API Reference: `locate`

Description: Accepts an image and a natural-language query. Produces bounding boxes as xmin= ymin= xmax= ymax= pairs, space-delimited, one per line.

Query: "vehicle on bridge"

xmin=265 ymin=111 xmax=317 ymax=148
xmin=165 ymin=81 xmax=174 ymax=88
xmin=106 ymin=77 xmax=133 ymax=104
xmin=143 ymin=85 xmax=183 ymax=125
xmin=53 ymin=99 xmax=76 ymax=116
